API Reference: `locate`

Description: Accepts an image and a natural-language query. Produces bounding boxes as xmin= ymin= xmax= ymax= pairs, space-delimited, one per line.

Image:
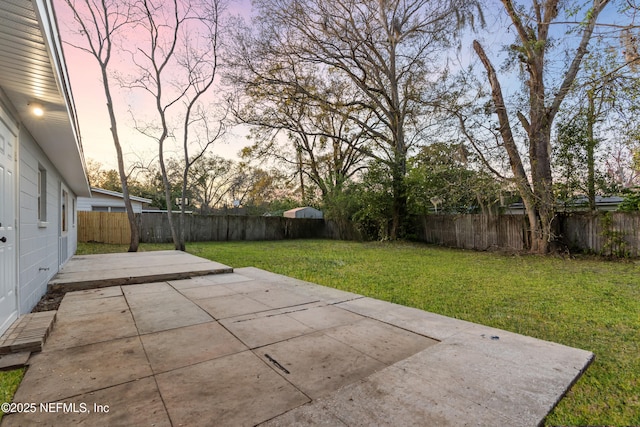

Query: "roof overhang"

xmin=0 ymin=0 xmax=90 ymax=197
xmin=90 ymin=187 xmax=153 ymax=204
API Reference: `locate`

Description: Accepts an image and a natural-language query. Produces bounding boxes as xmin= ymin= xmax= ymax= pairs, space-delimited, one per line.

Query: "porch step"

xmin=0 ymin=311 xmax=57 ymax=355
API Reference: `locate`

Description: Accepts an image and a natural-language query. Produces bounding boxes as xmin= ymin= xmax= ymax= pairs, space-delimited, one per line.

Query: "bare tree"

xmin=228 ymin=164 xmax=293 ymax=210
xmin=187 ymin=154 xmax=235 ymax=213
xmin=465 ymin=0 xmax=610 ymax=253
xmin=230 ymin=0 xmax=480 ymax=239
xmin=61 ymin=0 xmax=141 ymax=251
xmin=125 ymin=0 xmax=226 ymax=250
xmin=235 ymin=74 xmax=368 ymax=205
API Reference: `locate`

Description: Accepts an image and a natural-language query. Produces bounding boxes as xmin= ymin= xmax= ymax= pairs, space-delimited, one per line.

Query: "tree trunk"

xmin=586 ymin=91 xmax=597 ymax=211
xmin=529 ymin=119 xmax=555 ymax=253
xmin=473 ymin=40 xmax=541 ymax=251
xmin=102 ymin=66 xmax=139 ymax=252
xmin=389 ymin=154 xmax=407 ymax=240
xmin=159 ymin=150 xmax=180 ymax=250
xmin=179 ymin=168 xmax=189 ymax=252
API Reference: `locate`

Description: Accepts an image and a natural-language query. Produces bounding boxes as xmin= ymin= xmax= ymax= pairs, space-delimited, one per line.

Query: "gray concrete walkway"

xmin=2 ymin=253 xmax=593 ymax=426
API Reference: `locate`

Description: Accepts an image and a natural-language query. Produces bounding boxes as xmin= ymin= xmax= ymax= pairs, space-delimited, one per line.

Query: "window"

xmin=61 ymin=189 xmax=68 ymax=233
xmin=91 ymin=206 xmax=126 ymax=212
xmin=37 ymin=165 xmax=47 ymax=223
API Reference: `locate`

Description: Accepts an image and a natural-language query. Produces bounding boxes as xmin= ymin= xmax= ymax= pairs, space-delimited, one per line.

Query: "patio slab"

xmin=220 ymin=311 xmax=315 ymax=348
xmin=156 ymin=351 xmax=310 ymax=427
xmin=195 ymin=294 xmax=273 ymax=319
xmin=2 ymin=377 xmax=171 ymax=427
xmin=140 ymin=321 xmax=248 ymax=373
xmin=44 ymin=309 xmax=138 ymax=351
xmin=2 ymin=255 xmax=594 ymax=427
xmin=48 ymin=250 xmax=233 ymax=292
xmin=12 ymin=336 xmax=151 ymax=403
xmin=56 ymin=294 xmax=129 ymax=317
xmin=258 ymin=332 xmax=387 ymax=399
xmin=323 ymin=318 xmax=439 ymax=365
xmin=286 ymin=304 xmax=367 ymax=330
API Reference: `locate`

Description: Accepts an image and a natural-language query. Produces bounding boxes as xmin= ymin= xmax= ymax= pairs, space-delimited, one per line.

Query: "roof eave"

xmin=0 ymin=0 xmax=90 ymax=197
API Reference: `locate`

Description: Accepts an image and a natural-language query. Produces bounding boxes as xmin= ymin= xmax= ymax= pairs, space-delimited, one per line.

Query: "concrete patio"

xmin=2 ymin=251 xmax=593 ymax=426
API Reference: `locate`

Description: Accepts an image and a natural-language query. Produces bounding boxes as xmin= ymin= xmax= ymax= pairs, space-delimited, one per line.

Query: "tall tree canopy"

xmin=230 ymin=0 xmax=481 ymax=238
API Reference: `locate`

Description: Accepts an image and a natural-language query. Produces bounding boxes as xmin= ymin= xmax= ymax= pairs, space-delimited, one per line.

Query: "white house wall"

xmin=18 ymin=125 xmax=77 ymax=314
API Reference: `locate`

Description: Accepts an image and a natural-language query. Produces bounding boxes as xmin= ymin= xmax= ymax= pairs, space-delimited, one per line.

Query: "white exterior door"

xmin=0 ymin=118 xmax=17 ymax=334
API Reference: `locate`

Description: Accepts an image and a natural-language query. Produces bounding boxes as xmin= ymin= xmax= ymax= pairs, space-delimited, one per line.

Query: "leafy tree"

xmin=347 ymin=161 xmax=395 ymax=240
xmin=553 ymin=118 xmax=590 ymax=206
xmin=563 ymin=39 xmax=640 ymax=206
xmin=551 ymin=29 xmax=640 ymax=210
xmin=406 ymin=143 xmax=501 ymax=215
xmin=85 ymin=160 xmax=123 ymax=192
xmin=618 ymin=187 xmax=640 ymax=211
xmin=553 ymin=116 xmax=620 ymax=209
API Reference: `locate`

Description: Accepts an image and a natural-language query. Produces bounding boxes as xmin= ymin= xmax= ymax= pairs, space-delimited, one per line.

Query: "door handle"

xmin=0 ymin=237 xmax=6 ymax=243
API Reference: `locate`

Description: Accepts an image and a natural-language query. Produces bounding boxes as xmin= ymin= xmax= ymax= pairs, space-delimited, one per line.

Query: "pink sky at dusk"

xmin=53 ymin=0 xmax=253 ymax=171
xmin=52 ymin=0 xmax=631 ymax=175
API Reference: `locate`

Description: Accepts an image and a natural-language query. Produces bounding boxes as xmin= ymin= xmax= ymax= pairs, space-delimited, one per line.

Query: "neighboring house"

xmin=284 ymin=207 xmax=324 ymax=219
xmin=0 ymin=0 xmax=91 ymax=334
xmin=504 ymin=196 xmax=624 ymax=215
xmin=78 ymin=188 xmax=152 ymax=213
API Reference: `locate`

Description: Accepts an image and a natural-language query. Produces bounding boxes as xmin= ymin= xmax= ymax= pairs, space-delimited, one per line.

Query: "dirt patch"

xmin=31 ymin=291 xmax=65 ymax=312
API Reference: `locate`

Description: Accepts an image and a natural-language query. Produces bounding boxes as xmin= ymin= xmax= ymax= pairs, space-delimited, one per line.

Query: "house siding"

xmin=77 ymin=193 xmax=144 ymax=213
xmin=18 ymin=126 xmax=77 ymax=314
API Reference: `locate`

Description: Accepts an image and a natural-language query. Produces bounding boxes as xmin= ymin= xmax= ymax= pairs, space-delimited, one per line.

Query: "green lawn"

xmin=0 ymin=369 xmax=24 ymax=419
xmin=3 ymin=240 xmax=637 ymax=425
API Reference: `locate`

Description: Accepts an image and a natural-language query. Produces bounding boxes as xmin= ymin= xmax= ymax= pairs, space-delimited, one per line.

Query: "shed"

xmin=284 ymin=207 xmax=324 ymax=219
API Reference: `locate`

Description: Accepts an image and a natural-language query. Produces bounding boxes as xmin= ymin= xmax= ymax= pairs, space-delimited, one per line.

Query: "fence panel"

xmin=561 ymin=212 xmax=640 ymax=256
xmin=118 ymin=213 xmax=331 ymax=243
xmin=78 ymin=212 xmax=131 ymax=245
xmin=416 ymin=214 xmax=527 ymax=251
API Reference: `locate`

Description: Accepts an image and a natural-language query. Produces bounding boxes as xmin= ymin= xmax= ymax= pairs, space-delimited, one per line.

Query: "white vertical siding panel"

xmin=18 ymin=126 xmax=77 ymax=314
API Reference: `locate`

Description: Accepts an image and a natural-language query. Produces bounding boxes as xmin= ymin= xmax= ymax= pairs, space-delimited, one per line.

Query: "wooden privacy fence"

xmin=78 ymin=211 xmax=332 ymax=244
xmin=78 ymin=211 xmax=640 ymax=256
xmin=560 ymin=212 xmax=640 ymax=257
xmin=139 ymin=213 xmax=326 ymax=243
xmin=78 ymin=212 xmax=131 ymax=245
xmin=415 ymin=212 xmax=640 ymax=256
xmin=415 ymin=214 xmax=527 ymax=251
